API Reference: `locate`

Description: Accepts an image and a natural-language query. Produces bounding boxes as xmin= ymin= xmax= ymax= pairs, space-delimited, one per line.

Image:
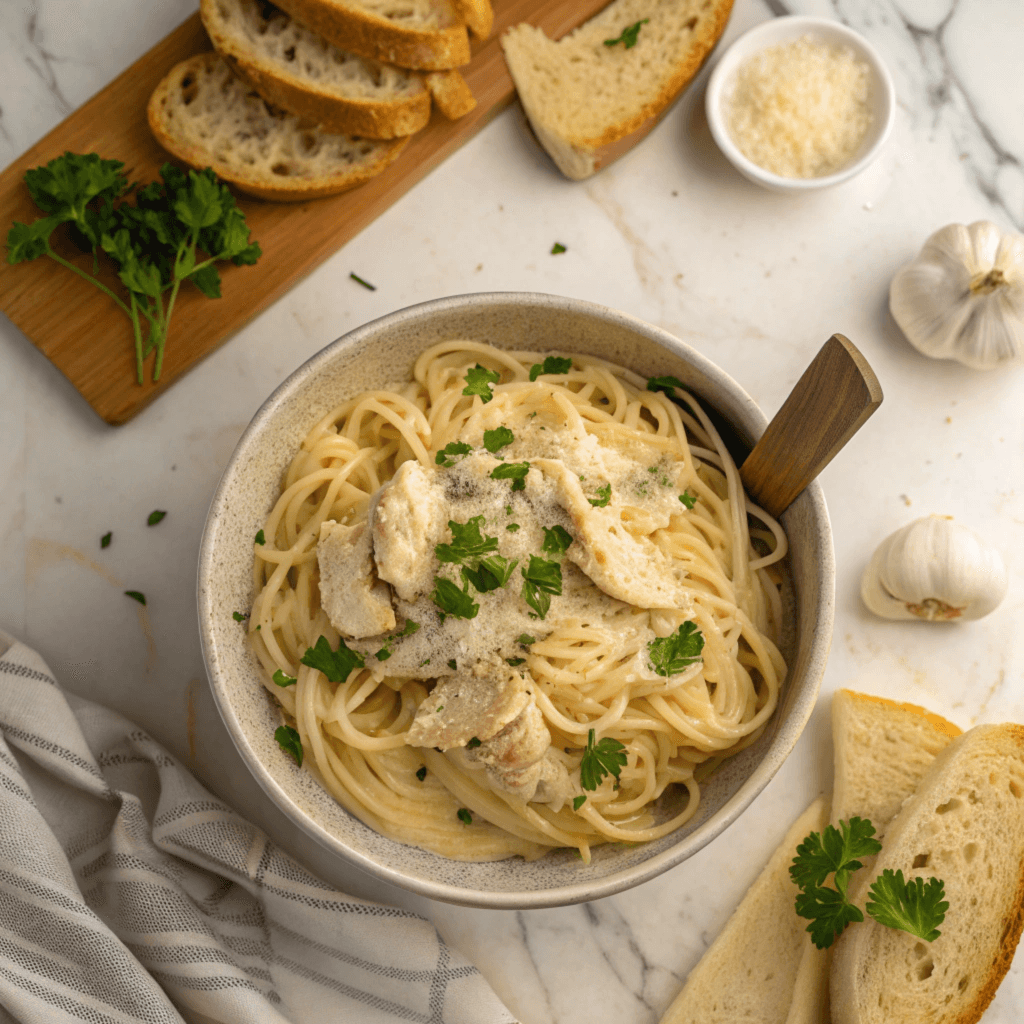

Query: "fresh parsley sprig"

xmin=7 ymin=154 xmax=261 ymax=384
xmin=579 ymin=728 xmax=628 ymax=790
xmin=541 ymin=525 xmax=573 ymax=557
xmin=529 ymin=356 xmax=573 ymax=381
xmin=435 ymin=441 xmax=472 ymax=466
xmin=432 ymin=576 xmax=480 ymax=620
xmin=647 ymin=621 xmax=705 ymax=677
xmin=521 ymin=555 xmax=562 ymax=619
xmin=436 ymin=516 xmax=499 ymax=565
xmin=300 ymin=635 xmax=365 ymax=683
xmin=790 ymin=818 xmax=948 ymax=949
xmin=463 ymin=364 xmax=500 ymax=403
xmin=483 ymin=426 xmax=515 ymax=453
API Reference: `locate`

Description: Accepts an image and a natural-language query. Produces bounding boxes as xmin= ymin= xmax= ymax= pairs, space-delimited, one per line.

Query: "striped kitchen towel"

xmin=0 ymin=633 xmax=516 ymax=1024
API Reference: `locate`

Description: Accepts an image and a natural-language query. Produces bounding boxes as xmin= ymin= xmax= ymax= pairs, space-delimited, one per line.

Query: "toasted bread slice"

xmin=831 ymin=723 xmax=1024 ymax=1024
xmin=148 ymin=53 xmax=407 ymax=201
xmin=451 ymin=0 xmax=492 ymax=39
xmin=271 ymin=0 xmax=472 ymax=70
xmin=501 ymin=0 xmax=733 ymax=180
xmin=659 ymin=797 xmax=829 ymax=1024
xmin=201 ymin=0 xmax=431 ymax=139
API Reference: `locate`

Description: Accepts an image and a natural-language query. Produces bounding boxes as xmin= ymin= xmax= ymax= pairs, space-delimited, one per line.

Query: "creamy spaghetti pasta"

xmin=248 ymin=342 xmax=788 ymax=862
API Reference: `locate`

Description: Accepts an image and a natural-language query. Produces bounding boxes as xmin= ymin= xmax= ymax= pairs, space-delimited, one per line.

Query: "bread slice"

xmin=148 ymin=53 xmax=408 ymax=201
xmin=501 ymin=0 xmax=734 ymax=180
xmin=271 ymin=0 xmax=473 ymax=71
xmin=659 ymin=797 xmax=829 ymax=1024
xmin=201 ymin=0 xmax=431 ymax=139
xmin=831 ymin=723 xmax=1024 ymax=1024
xmin=451 ymin=0 xmax=492 ymax=39
xmin=425 ymin=70 xmax=476 ymax=119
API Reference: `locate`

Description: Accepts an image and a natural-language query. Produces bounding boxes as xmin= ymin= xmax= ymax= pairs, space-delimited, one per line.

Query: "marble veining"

xmin=1 ymin=0 xmax=1023 ymax=1022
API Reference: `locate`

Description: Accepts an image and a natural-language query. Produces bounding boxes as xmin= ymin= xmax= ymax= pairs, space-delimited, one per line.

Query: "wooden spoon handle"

xmin=739 ymin=333 xmax=883 ymax=519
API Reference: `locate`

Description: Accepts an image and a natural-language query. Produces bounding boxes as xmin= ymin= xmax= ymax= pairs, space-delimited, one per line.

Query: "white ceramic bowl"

xmin=705 ymin=16 xmax=895 ymax=192
xmin=198 ymin=293 xmax=834 ymax=908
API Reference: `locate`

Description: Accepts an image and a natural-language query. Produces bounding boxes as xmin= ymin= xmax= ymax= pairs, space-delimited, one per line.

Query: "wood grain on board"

xmin=0 ymin=1 xmax=610 ymax=425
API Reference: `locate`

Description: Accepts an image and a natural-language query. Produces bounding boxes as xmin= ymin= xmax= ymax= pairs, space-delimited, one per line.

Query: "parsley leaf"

xmin=466 ymin=737 xmax=482 ymax=749
xmin=679 ymin=491 xmax=696 ymax=509
xmin=435 ymin=441 xmax=472 ymax=467
xmin=550 ymin=242 xmax=567 ymax=255
xmin=541 ymin=525 xmax=573 ymax=557
xmin=789 ymin=818 xmax=882 ymax=895
xmin=604 ymin=18 xmax=649 ymax=48
xmin=579 ymin=728 xmax=628 ymax=790
xmin=647 ymin=621 xmax=705 ymax=677
xmin=457 ymin=808 xmax=473 ymax=824
xmin=646 ymin=375 xmax=687 ymax=394
xmin=507 ymin=657 xmax=526 ymax=666
xmin=232 ymin=611 xmax=246 ymax=622
xmin=125 ymin=590 xmax=146 ymax=605
xmin=588 ymin=483 xmax=611 ymax=507
xmin=416 ymin=766 xmax=427 ymax=781
xmin=490 ymin=461 xmax=531 ymax=491
xmin=795 ymin=885 xmax=865 ymax=950
xmin=375 ymin=648 xmax=392 ymax=661
xmin=300 ymin=635 xmax=365 ymax=683
xmin=275 ymin=725 xmax=303 ymax=766
xmin=517 ymin=634 xmax=536 ymax=645
xmin=573 ymin=795 xmax=587 ymax=811
xmin=483 ymin=426 xmax=515 ymax=453
xmin=462 ymin=554 xmax=519 ymax=593
xmin=448 ymin=659 xmax=457 ymax=670
xmin=521 ymin=556 xmax=562 ymax=619
xmin=272 ymin=669 xmax=296 ymax=687
xmin=147 ymin=510 xmax=166 ymax=526
xmin=866 ymin=869 xmax=948 ymax=941
xmin=100 ymin=531 xmax=112 ymax=549
xmin=506 ymin=523 xmax=520 ymax=532
xmin=463 ymin=364 xmax=500 ymax=403
xmin=529 ymin=356 xmax=573 ymax=382
xmin=432 ymin=577 xmax=480 ymax=620
xmin=436 ymin=517 xmax=499 ymax=565
xmin=254 ymin=529 xmax=266 ymax=545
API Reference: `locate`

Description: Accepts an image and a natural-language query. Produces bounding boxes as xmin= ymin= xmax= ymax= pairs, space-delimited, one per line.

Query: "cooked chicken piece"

xmin=371 ymin=459 xmax=448 ymax=602
xmin=483 ymin=750 xmax=572 ymax=807
xmin=317 ymin=520 xmax=396 ymax=638
xmin=406 ymin=658 xmax=530 ymax=750
xmin=535 ymin=459 xmax=691 ymax=611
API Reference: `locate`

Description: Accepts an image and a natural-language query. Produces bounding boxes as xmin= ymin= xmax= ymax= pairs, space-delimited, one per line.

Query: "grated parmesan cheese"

xmin=725 ymin=34 xmax=872 ymax=179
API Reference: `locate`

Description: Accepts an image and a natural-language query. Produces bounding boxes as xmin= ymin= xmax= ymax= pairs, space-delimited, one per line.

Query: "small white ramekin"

xmin=705 ymin=15 xmax=896 ymax=192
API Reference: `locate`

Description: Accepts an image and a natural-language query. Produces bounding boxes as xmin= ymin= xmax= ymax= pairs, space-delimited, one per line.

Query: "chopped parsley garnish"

xmin=147 ymin=510 xmax=166 ymax=526
xmin=272 ymin=669 xmax=296 ymax=687
xmin=490 ymin=461 xmax=531 ymax=491
xmin=483 ymin=426 xmax=515 ymax=453
xmin=100 ymin=531 xmax=112 ymax=549
xmin=400 ymin=619 xmax=421 ymax=637
xmin=349 ymin=272 xmax=375 ymax=290
xmin=448 ymin=659 xmax=457 ymax=670
xmin=462 ymin=554 xmax=519 ymax=593
xmin=466 ymin=737 xmax=482 ymax=749
xmin=505 ymin=505 xmax=513 ymax=514
xmin=506 ymin=523 xmax=520 ymax=532
xmin=573 ymin=795 xmax=587 ymax=811
xmin=125 ymin=590 xmax=146 ymax=605
xmin=232 ymin=611 xmax=247 ymax=622
xmin=521 ymin=556 xmax=562 ymax=619
xmin=551 ymin=242 xmax=567 ymax=254
xmin=275 ymin=725 xmax=303 ymax=766
xmin=579 ymin=728 xmax=628 ymax=790
xmin=588 ymin=483 xmax=611 ymax=507
xmin=648 ymin=621 xmax=704 ymax=677
xmin=463 ymin=364 xmax=500 ymax=403
xmin=517 ymin=634 xmax=536 ymax=645
xmin=646 ymin=374 xmax=686 ymax=395
xmin=300 ymin=634 xmax=365 ymax=683
xmin=679 ymin=491 xmax=696 ymax=509
xmin=457 ymin=808 xmax=473 ymax=825
xmin=375 ymin=648 xmax=392 ymax=661
xmin=529 ymin=356 xmax=573 ymax=381
xmin=431 ymin=576 xmax=480 ymax=620
xmin=604 ymin=18 xmax=649 ymax=48
xmin=416 ymin=766 xmax=427 ymax=781
xmin=507 ymin=658 xmax=526 ymax=667
xmin=436 ymin=516 xmax=499 ymax=565
xmin=419 ymin=658 xmax=431 ymax=667
xmin=541 ymin=524 xmax=573 ymax=557
xmin=254 ymin=529 xmax=266 ymax=544
xmin=435 ymin=441 xmax=472 ymax=466
xmin=374 ymin=619 xmax=419 ymax=662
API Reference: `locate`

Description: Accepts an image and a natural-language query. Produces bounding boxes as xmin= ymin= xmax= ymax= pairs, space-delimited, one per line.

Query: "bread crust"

xmin=147 ymin=53 xmax=408 ymax=202
xmin=425 ymin=70 xmax=476 ymax=120
xmin=272 ymin=0 xmax=471 ymax=70
xmin=201 ymin=0 xmax=431 ymax=139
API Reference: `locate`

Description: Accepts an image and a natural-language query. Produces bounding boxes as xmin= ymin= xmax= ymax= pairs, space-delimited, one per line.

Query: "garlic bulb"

xmin=890 ymin=220 xmax=1024 ymax=369
xmin=861 ymin=515 xmax=1008 ymax=622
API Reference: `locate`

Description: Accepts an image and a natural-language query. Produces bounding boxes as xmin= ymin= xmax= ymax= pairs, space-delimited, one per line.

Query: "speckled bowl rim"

xmin=705 ymin=15 xmax=896 ymax=192
xmin=198 ymin=292 xmax=834 ymax=908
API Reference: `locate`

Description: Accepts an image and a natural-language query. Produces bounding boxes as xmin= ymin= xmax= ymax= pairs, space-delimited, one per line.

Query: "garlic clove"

xmin=889 ymin=220 xmax=1024 ymax=370
xmin=861 ymin=515 xmax=1008 ymax=622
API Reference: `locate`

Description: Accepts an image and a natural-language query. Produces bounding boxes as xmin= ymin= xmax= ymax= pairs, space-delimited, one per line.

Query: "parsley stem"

xmin=129 ymin=292 xmax=144 ymax=385
xmin=43 ymin=245 xmax=132 ymax=318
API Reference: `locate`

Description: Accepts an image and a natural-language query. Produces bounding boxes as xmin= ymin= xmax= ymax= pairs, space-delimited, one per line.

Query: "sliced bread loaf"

xmin=148 ymin=53 xmax=408 ymax=201
xmin=271 ymin=0 xmax=473 ymax=70
xmin=659 ymin=797 xmax=829 ymax=1024
xmin=831 ymin=723 xmax=1024 ymax=1024
xmin=501 ymin=0 xmax=734 ymax=180
xmin=201 ymin=0 xmax=431 ymax=139
xmin=425 ymin=69 xmax=477 ymax=119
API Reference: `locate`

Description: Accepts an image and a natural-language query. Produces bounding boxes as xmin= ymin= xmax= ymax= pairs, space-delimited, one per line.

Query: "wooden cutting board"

xmin=0 ymin=0 xmax=611 ymax=425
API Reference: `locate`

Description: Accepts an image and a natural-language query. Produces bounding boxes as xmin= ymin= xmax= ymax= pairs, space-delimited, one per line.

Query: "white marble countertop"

xmin=2 ymin=0 xmax=1022 ymax=1020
